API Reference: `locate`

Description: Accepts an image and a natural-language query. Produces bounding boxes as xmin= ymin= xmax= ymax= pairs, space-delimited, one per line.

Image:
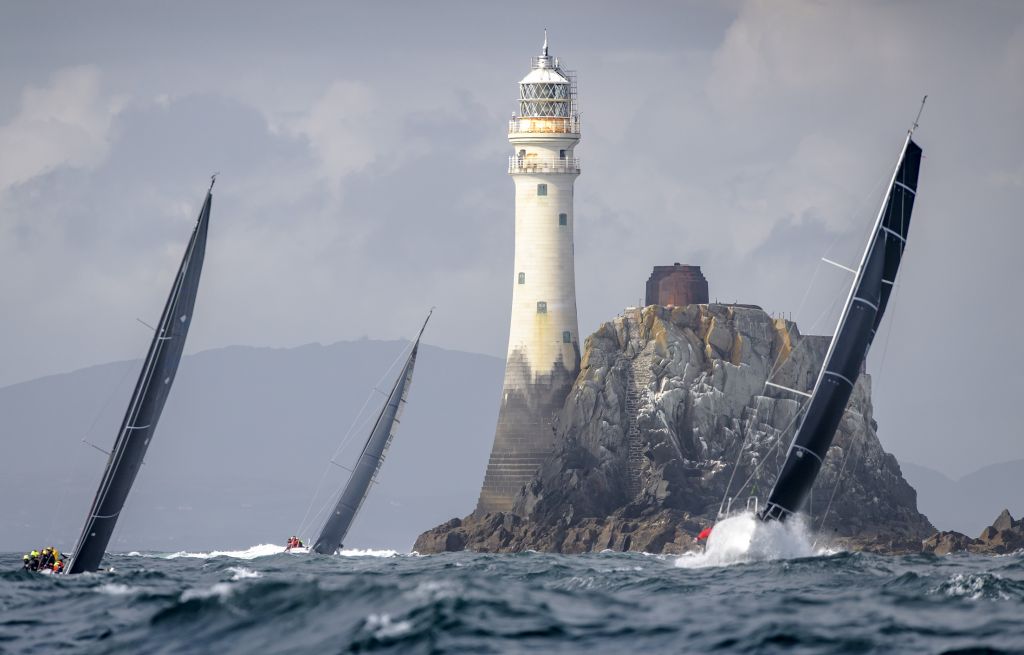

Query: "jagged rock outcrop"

xmin=416 ymin=305 xmax=934 ymax=554
xmin=923 ymin=509 xmax=1024 ymax=555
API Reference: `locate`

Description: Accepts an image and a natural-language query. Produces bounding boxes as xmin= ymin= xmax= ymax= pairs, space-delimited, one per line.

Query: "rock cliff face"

xmin=416 ymin=305 xmax=934 ymax=554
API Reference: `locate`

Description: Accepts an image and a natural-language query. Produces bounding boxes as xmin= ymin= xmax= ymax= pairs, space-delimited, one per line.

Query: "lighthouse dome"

xmin=516 ymin=30 xmax=574 ymax=119
xmin=518 ymin=66 xmax=569 ymax=86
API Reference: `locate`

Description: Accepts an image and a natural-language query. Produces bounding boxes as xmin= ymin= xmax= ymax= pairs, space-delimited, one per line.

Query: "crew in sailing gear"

xmin=52 ymin=559 xmax=64 ymax=574
xmin=697 ymin=526 xmax=713 ymax=552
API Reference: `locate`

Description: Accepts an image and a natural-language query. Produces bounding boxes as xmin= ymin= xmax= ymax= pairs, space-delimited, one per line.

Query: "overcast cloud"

xmin=1 ymin=0 xmax=1022 ymax=477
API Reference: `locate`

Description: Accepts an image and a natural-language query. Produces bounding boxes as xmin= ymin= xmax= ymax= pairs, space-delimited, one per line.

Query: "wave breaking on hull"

xmin=675 ymin=512 xmax=830 ymax=568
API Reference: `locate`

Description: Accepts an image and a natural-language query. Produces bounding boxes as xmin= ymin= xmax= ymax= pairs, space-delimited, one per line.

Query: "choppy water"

xmin=2 ymin=536 xmax=1024 ymax=654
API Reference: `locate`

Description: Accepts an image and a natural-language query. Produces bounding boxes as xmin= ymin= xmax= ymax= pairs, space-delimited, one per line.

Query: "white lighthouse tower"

xmin=477 ymin=33 xmax=582 ymax=513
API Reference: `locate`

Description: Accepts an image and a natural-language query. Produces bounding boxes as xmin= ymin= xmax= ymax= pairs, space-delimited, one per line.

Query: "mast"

xmin=311 ymin=311 xmax=432 ymax=554
xmin=759 ymin=118 xmax=924 ymax=522
xmin=64 ymin=181 xmax=214 ymax=573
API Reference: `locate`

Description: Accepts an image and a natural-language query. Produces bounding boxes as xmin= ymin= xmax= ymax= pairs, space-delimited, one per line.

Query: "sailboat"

xmin=308 ymin=311 xmax=432 ymax=555
xmin=757 ymin=105 xmax=925 ymax=523
xmin=63 ymin=179 xmax=214 ymax=574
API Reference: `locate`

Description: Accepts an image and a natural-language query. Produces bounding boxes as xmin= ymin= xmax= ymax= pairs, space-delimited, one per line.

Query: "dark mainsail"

xmin=311 ymin=312 xmax=431 ymax=555
xmin=759 ymin=131 xmax=923 ymax=522
xmin=65 ymin=182 xmax=213 ymax=574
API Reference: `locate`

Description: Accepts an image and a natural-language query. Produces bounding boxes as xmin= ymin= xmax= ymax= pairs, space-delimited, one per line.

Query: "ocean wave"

xmin=365 ymin=613 xmax=414 ymax=639
xmin=139 ymin=544 xmax=402 ymax=560
xmin=930 ymin=573 xmax=1024 ymax=601
xmin=163 ymin=544 xmax=285 ymax=560
xmin=180 ymin=581 xmax=236 ymax=602
xmin=226 ymin=566 xmax=262 ymax=581
xmin=406 ymin=579 xmax=462 ymax=601
xmin=337 ymin=548 xmax=399 ymax=558
xmin=96 ymin=583 xmax=137 ymax=596
xmin=4 ymin=550 xmax=1024 ymax=653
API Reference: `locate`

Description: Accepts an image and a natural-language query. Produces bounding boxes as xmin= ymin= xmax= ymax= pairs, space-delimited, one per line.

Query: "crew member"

xmin=38 ymin=548 xmax=53 ymax=570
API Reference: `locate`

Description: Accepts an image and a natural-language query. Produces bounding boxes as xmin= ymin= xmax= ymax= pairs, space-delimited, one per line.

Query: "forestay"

xmin=65 ymin=183 xmax=213 ymax=574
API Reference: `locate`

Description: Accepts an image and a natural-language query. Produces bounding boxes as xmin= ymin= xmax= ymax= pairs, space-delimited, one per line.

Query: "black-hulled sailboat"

xmin=63 ymin=180 xmax=214 ymax=574
xmin=758 ymin=108 xmax=924 ymax=523
xmin=309 ymin=311 xmax=431 ymax=555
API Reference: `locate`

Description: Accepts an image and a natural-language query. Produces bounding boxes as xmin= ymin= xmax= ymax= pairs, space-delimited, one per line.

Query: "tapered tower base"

xmin=477 ymin=349 xmax=578 ymax=513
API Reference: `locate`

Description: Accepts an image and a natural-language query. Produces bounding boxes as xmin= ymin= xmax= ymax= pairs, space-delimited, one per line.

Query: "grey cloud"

xmin=0 ymin=0 xmax=1022 ymax=480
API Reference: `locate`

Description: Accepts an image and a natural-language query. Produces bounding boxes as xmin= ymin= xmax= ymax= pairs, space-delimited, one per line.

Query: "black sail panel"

xmin=874 ymin=140 xmax=921 ymax=332
xmin=65 ymin=188 xmax=212 ymax=574
xmin=760 ymin=137 xmax=922 ymax=521
xmin=311 ymin=315 xmax=430 ymax=555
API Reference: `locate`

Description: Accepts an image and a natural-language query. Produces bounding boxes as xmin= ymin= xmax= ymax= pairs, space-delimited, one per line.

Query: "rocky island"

xmin=417 ymin=304 xmax=935 ymax=555
xmin=923 ymin=509 xmax=1024 ymax=555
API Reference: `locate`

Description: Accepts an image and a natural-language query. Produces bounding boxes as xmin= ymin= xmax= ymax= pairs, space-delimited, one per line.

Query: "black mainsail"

xmin=311 ymin=312 xmax=431 ymax=555
xmin=65 ymin=181 xmax=213 ymax=574
xmin=759 ymin=124 xmax=923 ymax=523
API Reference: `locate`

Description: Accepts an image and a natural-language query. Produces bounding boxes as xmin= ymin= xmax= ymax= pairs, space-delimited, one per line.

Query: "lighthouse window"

xmin=518 ymin=272 xmax=525 ymax=284
xmin=562 ymin=331 xmax=571 ymax=343
xmin=537 ymin=301 xmax=547 ymax=314
xmin=558 ymin=213 xmax=567 ymax=226
xmin=537 ymin=184 xmax=547 ymax=196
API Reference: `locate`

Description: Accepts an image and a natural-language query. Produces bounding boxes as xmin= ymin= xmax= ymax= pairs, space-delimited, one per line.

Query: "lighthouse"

xmin=477 ymin=33 xmax=582 ymax=514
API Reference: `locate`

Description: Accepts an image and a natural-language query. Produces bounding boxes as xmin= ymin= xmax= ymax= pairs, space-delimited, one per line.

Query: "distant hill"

xmin=0 ymin=340 xmax=502 ymax=553
xmin=899 ymin=460 xmax=1024 ymax=536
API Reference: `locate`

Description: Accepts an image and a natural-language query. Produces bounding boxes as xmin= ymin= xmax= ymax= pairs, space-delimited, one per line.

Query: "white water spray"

xmin=675 ymin=512 xmax=828 ymax=569
xmin=145 ymin=544 xmax=401 ymax=560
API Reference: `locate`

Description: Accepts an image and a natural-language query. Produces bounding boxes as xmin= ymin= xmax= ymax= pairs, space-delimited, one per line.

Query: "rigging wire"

xmin=727 ymin=399 xmax=807 ymax=504
xmin=718 ymin=161 xmax=895 ymax=517
xmin=814 ymin=432 xmax=858 ymax=543
xmin=294 ymin=339 xmax=415 ymax=539
xmin=46 ymin=351 xmax=142 ymax=546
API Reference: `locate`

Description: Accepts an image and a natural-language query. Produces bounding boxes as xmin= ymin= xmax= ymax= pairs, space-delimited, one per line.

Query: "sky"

xmin=1 ymin=0 xmax=1022 ymax=477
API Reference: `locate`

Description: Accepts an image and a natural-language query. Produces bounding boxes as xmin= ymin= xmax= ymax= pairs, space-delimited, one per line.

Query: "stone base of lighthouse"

xmin=476 ymin=347 xmax=579 ymax=514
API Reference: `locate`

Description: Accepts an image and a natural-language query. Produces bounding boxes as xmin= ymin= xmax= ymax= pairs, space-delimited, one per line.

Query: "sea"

xmin=2 ymin=514 xmax=1023 ymax=654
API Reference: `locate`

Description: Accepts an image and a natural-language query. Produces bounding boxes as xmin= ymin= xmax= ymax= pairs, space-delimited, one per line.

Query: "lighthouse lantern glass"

xmin=520 ymin=82 xmax=571 ymax=117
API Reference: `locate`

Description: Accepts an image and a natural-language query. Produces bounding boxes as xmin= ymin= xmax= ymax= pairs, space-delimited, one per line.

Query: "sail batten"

xmin=65 ymin=187 xmax=212 ymax=574
xmin=311 ymin=312 xmax=431 ymax=555
xmin=759 ymin=134 xmax=922 ymax=523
